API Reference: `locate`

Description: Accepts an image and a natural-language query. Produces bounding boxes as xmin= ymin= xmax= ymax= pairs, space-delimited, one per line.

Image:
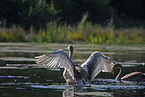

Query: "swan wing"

xmin=81 ymin=51 xmax=114 ymax=80
xmin=35 ymin=50 xmax=76 ymax=80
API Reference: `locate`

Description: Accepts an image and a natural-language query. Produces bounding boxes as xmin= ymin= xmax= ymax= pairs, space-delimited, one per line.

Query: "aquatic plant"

xmin=0 ymin=27 xmax=25 ymax=42
xmin=0 ymin=22 xmax=145 ymax=44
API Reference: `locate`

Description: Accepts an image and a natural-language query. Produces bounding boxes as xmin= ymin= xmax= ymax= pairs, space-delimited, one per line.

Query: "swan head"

xmin=68 ymin=45 xmax=73 ymax=52
xmin=113 ymin=64 xmax=122 ymax=71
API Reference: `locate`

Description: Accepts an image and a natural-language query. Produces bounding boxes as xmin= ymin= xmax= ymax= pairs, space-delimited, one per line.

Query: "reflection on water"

xmin=0 ymin=75 xmax=144 ymax=97
xmin=0 ymin=43 xmax=145 ymax=97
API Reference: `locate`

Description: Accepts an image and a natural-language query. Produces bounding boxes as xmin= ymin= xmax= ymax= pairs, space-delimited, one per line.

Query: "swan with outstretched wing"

xmin=81 ymin=51 xmax=114 ymax=81
xmin=35 ymin=45 xmax=114 ymax=86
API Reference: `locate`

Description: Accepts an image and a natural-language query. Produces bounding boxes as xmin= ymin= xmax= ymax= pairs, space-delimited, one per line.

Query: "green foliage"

xmin=0 ymin=19 xmax=145 ymax=44
xmin=0 ymin=23 xmax=145 ymax=44
xmin=114 ymin=29 xmax=144 ymax=43
xmin=1 ymin=0 xmax=145 ymax=44
xmin=26 ymin=26 xmax=39 ymax=42
xmin=0 ymin=27 xmax=25 ymax=42
xmin=78 ymin=12 xmax=88 ymax=28
xmin=110 ymin=0 xmax=145 ymax=19
xmin=1 ymin=0 xmax=145 ymax=29
xmin=0 ymin=0 xmax=59 ymax=29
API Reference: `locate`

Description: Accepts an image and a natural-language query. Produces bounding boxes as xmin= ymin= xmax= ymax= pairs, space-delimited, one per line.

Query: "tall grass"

xmin=0 ymin=22 xmax=145 ymax=44
xmin=0 ymin=27 xmax=25 ymax=42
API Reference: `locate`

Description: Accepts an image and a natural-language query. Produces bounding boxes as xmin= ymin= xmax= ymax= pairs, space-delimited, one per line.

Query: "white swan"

xmin=113 ymin=64 xmax=145 ymax=82
xmin=35 ymin=45 xmax=114 ymax=86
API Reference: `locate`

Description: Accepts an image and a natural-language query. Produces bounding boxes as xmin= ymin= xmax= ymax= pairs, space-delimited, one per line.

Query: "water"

xmin=0 ymin=43 xmax=144 ymax=97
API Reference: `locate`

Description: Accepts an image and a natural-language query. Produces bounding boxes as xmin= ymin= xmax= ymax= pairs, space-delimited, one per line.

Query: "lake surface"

xmin=0 ymin=43 xmax=144 ymax=97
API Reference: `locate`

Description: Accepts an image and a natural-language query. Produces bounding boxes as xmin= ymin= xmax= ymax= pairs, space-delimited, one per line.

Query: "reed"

xmin=0 ymin=27 xmax=25 ymax=42
xmin=0 ymin=22 xmax=145 ymax=44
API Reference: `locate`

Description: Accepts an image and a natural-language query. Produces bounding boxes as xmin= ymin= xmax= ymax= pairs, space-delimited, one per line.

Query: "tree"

xmin=0 ymin=0 xmax=59 ymax=30
xmin=53 ymin=0 xmax=114 ymax=25
xmin=110 ymin=0 xmax=145 ymax=19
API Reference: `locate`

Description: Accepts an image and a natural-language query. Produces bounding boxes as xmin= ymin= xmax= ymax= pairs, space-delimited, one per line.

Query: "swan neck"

xmin=69 ymin=49 xmax=73 ymax=58
xmin=116 ymin=67 xmax=122 ymax=81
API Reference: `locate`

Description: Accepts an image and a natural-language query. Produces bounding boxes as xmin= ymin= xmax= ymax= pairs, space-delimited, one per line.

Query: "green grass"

xmin=0 ymin=27 xmax=25 ymax=42
xmin=0 ymin=22 xmax=145 ymax=44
